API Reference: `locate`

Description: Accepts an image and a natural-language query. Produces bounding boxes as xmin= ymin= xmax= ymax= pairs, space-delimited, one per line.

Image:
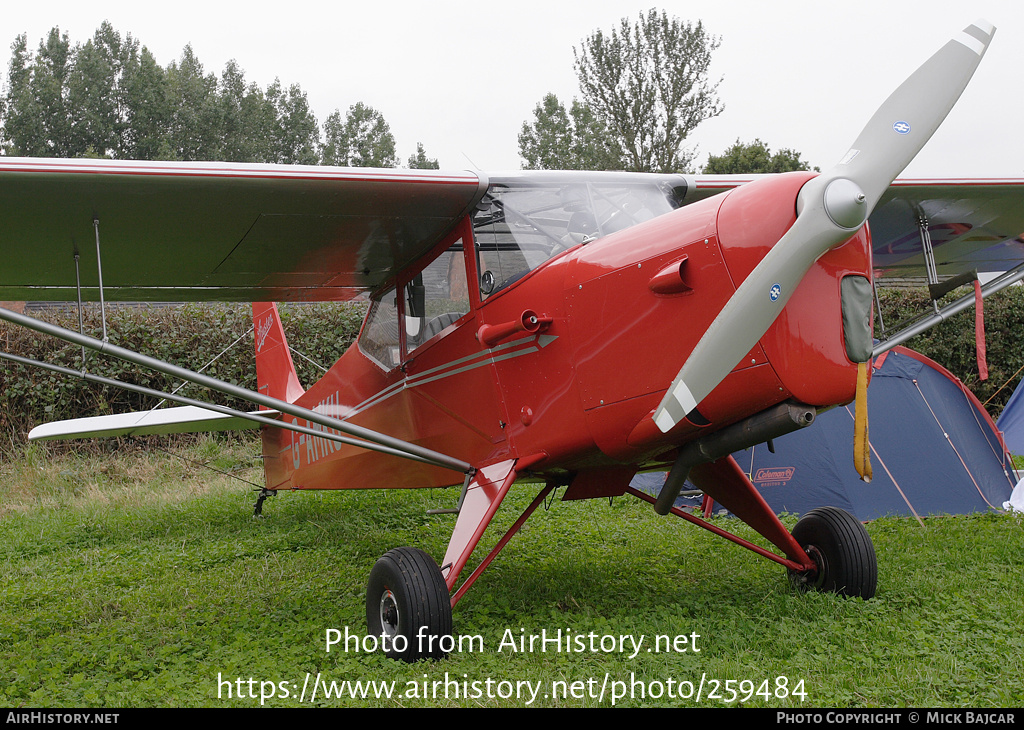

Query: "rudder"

xmin=253 ymin=302 xmax=305 ymax=405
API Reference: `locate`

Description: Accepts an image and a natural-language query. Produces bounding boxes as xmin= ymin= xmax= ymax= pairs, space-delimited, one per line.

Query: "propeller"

xmin=654 ymin=19 xmax=996 ymax=433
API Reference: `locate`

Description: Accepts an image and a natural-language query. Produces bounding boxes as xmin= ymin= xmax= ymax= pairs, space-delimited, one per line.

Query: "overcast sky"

xmin=3 ymin=0 xmax=1022 ymax=177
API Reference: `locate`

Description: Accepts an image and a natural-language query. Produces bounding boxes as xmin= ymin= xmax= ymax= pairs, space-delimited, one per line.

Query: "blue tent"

xmin=996 ymin=378 xmax=1024 ymax=456
xmin=634 ymin=347 xmax=1016 ymax=521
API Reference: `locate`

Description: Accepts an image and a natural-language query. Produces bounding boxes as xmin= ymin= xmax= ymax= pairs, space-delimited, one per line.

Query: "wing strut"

xmin=0 ymin=305 xmax=472 ymax=474
xmin=1 ymin=349 xmax=449 ymax=466
xmin=874 ymin=259 xmax=1024 ymax=356
xmin=73 ymin=246 xmax=88 ymax=369
xmin=92 ymin=217 xmax=109 ymax=342
xmin=918 ymin=215 xmax=941 ymax=312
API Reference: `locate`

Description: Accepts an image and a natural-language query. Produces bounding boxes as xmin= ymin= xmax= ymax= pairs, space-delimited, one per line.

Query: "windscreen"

xmin=473 ymin=178 xmax=684 ymax=298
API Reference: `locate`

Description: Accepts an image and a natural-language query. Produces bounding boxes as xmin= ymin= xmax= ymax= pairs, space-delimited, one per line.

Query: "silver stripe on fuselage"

xmin=318 ymin=333 xmax=557 ymax=421
xmin=281 ymin=333 xmax=558 ymax=468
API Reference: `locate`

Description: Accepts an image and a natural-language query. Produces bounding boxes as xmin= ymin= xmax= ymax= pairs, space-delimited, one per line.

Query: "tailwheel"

xmin=788 ymin=507 xmax=877 ymax=599
xmin=366 ymin=546 xmax=453 ymax=662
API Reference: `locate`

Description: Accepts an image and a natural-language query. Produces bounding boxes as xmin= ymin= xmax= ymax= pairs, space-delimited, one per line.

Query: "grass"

xmin=1 ymin=437 xmax=1022 ymax=707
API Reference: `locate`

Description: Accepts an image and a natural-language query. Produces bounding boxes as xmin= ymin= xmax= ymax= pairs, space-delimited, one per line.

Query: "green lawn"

xmin=1 ymin=438 xmax=1022 ymax=707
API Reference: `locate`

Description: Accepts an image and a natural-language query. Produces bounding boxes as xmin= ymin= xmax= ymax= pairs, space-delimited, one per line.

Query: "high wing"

xmin=0 ymin=158 xmax=487 ymax=302
xmin=683 ymin=174 xmax=1024 ymax=282
xmin=869 ymin=179 xmax=1024 ymax=278
xmin=1 ymin=156 xmax=1021 ymax=304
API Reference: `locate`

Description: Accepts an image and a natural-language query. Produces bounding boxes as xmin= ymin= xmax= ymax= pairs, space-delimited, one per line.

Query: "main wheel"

xmin=788 ymin=507 xmax=877 ymax=599
xmin=366 ymin=546 xmax=453 ymax=662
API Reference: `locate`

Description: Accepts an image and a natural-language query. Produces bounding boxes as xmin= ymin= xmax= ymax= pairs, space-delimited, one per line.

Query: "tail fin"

xmin=253 ymin=303 xmax=305 ymax=405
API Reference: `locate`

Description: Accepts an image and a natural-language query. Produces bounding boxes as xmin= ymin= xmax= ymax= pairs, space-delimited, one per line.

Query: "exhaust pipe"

xmin=654 ymin=401 xmax=815 ymax=514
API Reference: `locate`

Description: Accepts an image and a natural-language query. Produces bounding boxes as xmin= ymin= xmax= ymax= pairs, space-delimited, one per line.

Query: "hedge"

xmin=0 ymin=302 xmax=366 ymax=448
xmin=2 ymin=285 xmax=1022 ymax=447
xmin=875 ymin=285 xmax=1024 ymax=416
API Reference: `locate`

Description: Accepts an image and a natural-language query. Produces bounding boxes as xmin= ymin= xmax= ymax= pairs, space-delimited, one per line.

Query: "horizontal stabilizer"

xmin=28 ymin=405 xmax=269 ymax=441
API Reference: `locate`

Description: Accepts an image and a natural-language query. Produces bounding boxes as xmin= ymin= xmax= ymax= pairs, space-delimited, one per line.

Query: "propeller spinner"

xmin=654 ymin=19 xmax=996 ymax=433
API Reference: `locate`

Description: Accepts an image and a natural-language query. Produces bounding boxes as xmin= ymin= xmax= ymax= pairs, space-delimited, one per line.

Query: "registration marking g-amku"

xmin=280 ymin=333 xmax=558 ymax=467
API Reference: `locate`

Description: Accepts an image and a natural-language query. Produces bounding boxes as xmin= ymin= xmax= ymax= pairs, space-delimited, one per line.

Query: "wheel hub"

xmin=804 ymin=545 xmax=828 ymax=588
xmin=378 ymin=588 xmax=399 ymax=637
xmin=790 ymin=544 xmax=827 ymax=590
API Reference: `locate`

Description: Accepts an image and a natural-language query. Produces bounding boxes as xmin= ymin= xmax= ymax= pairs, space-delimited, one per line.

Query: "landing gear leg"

xmin=788 ymin=507 xmax=877 ymax=599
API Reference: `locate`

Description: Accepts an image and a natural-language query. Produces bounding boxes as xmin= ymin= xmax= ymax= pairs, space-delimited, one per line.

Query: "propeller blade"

xmin=654 ymin=19 xmax=995 ymax=434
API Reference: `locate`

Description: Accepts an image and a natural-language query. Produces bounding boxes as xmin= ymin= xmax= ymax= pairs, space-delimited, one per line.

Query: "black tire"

xmin=789 ymin=507 xmax=877 ymax=599
xmin=366 ymin=547 xmax=453 ymax=662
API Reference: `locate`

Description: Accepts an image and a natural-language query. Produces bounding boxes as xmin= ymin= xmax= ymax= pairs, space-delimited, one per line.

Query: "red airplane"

xmin=1 ymin=20 xmax=1022 ymax=662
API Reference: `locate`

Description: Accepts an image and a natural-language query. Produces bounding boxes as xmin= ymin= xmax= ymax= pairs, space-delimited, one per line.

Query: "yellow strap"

xmin=854 ymin=360 xmax=872 ymax=482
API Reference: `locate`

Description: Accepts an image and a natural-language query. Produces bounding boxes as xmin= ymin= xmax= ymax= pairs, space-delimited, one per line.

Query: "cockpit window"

xmin=473 ymin=179 xmax=682 ymax=298
xmin=359 ymin=287 xmax=401 ymax=370
xmin=359 ymin=239 xmax=473 ymax=371
xmin=403 ymin=242 xmax=470 ymax=352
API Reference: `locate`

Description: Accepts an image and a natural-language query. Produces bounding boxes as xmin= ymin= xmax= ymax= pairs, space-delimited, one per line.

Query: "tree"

xmin=1 ymin=24 xmax=407 ymax=169
xmin=518 ymin=92 xmax=621 ymax=170
xmin=407 ymin=142 xmax=438 ymax=169
xmin=164 ymin=45 xmax=221 ymax=160
xmin=2 ymin=33 xmax=46 ymax=155
xmin=217 ymin=59 xmax=272 ymax=162
xmin=67 ymin=22 xmax=146 ymax=159
xmin=2 ymin=30 xmax=75 ymax=157
xmin=703 ymin=138 xmax=818 ymax=174
xmin=267 ymin=79 xmax=319 ymax=165
xmin=320 ymin=102 xmax=397 ymax=167
xmin=320 ymin=109 xmax=347 ymax=166
xmin=344 ymin=102 xmax=398 ymax=167
xmin=573 ymin=9 xmax=723 ymax=173
xmin=2 ymin=25 xmax=176 ymax=160
xmin=123 ymin=46 xmax=173 ymax=160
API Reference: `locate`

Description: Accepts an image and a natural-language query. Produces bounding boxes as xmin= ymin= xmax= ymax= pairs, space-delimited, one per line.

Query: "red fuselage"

xmin=262 ymin=172 xmax=872 ymax=493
